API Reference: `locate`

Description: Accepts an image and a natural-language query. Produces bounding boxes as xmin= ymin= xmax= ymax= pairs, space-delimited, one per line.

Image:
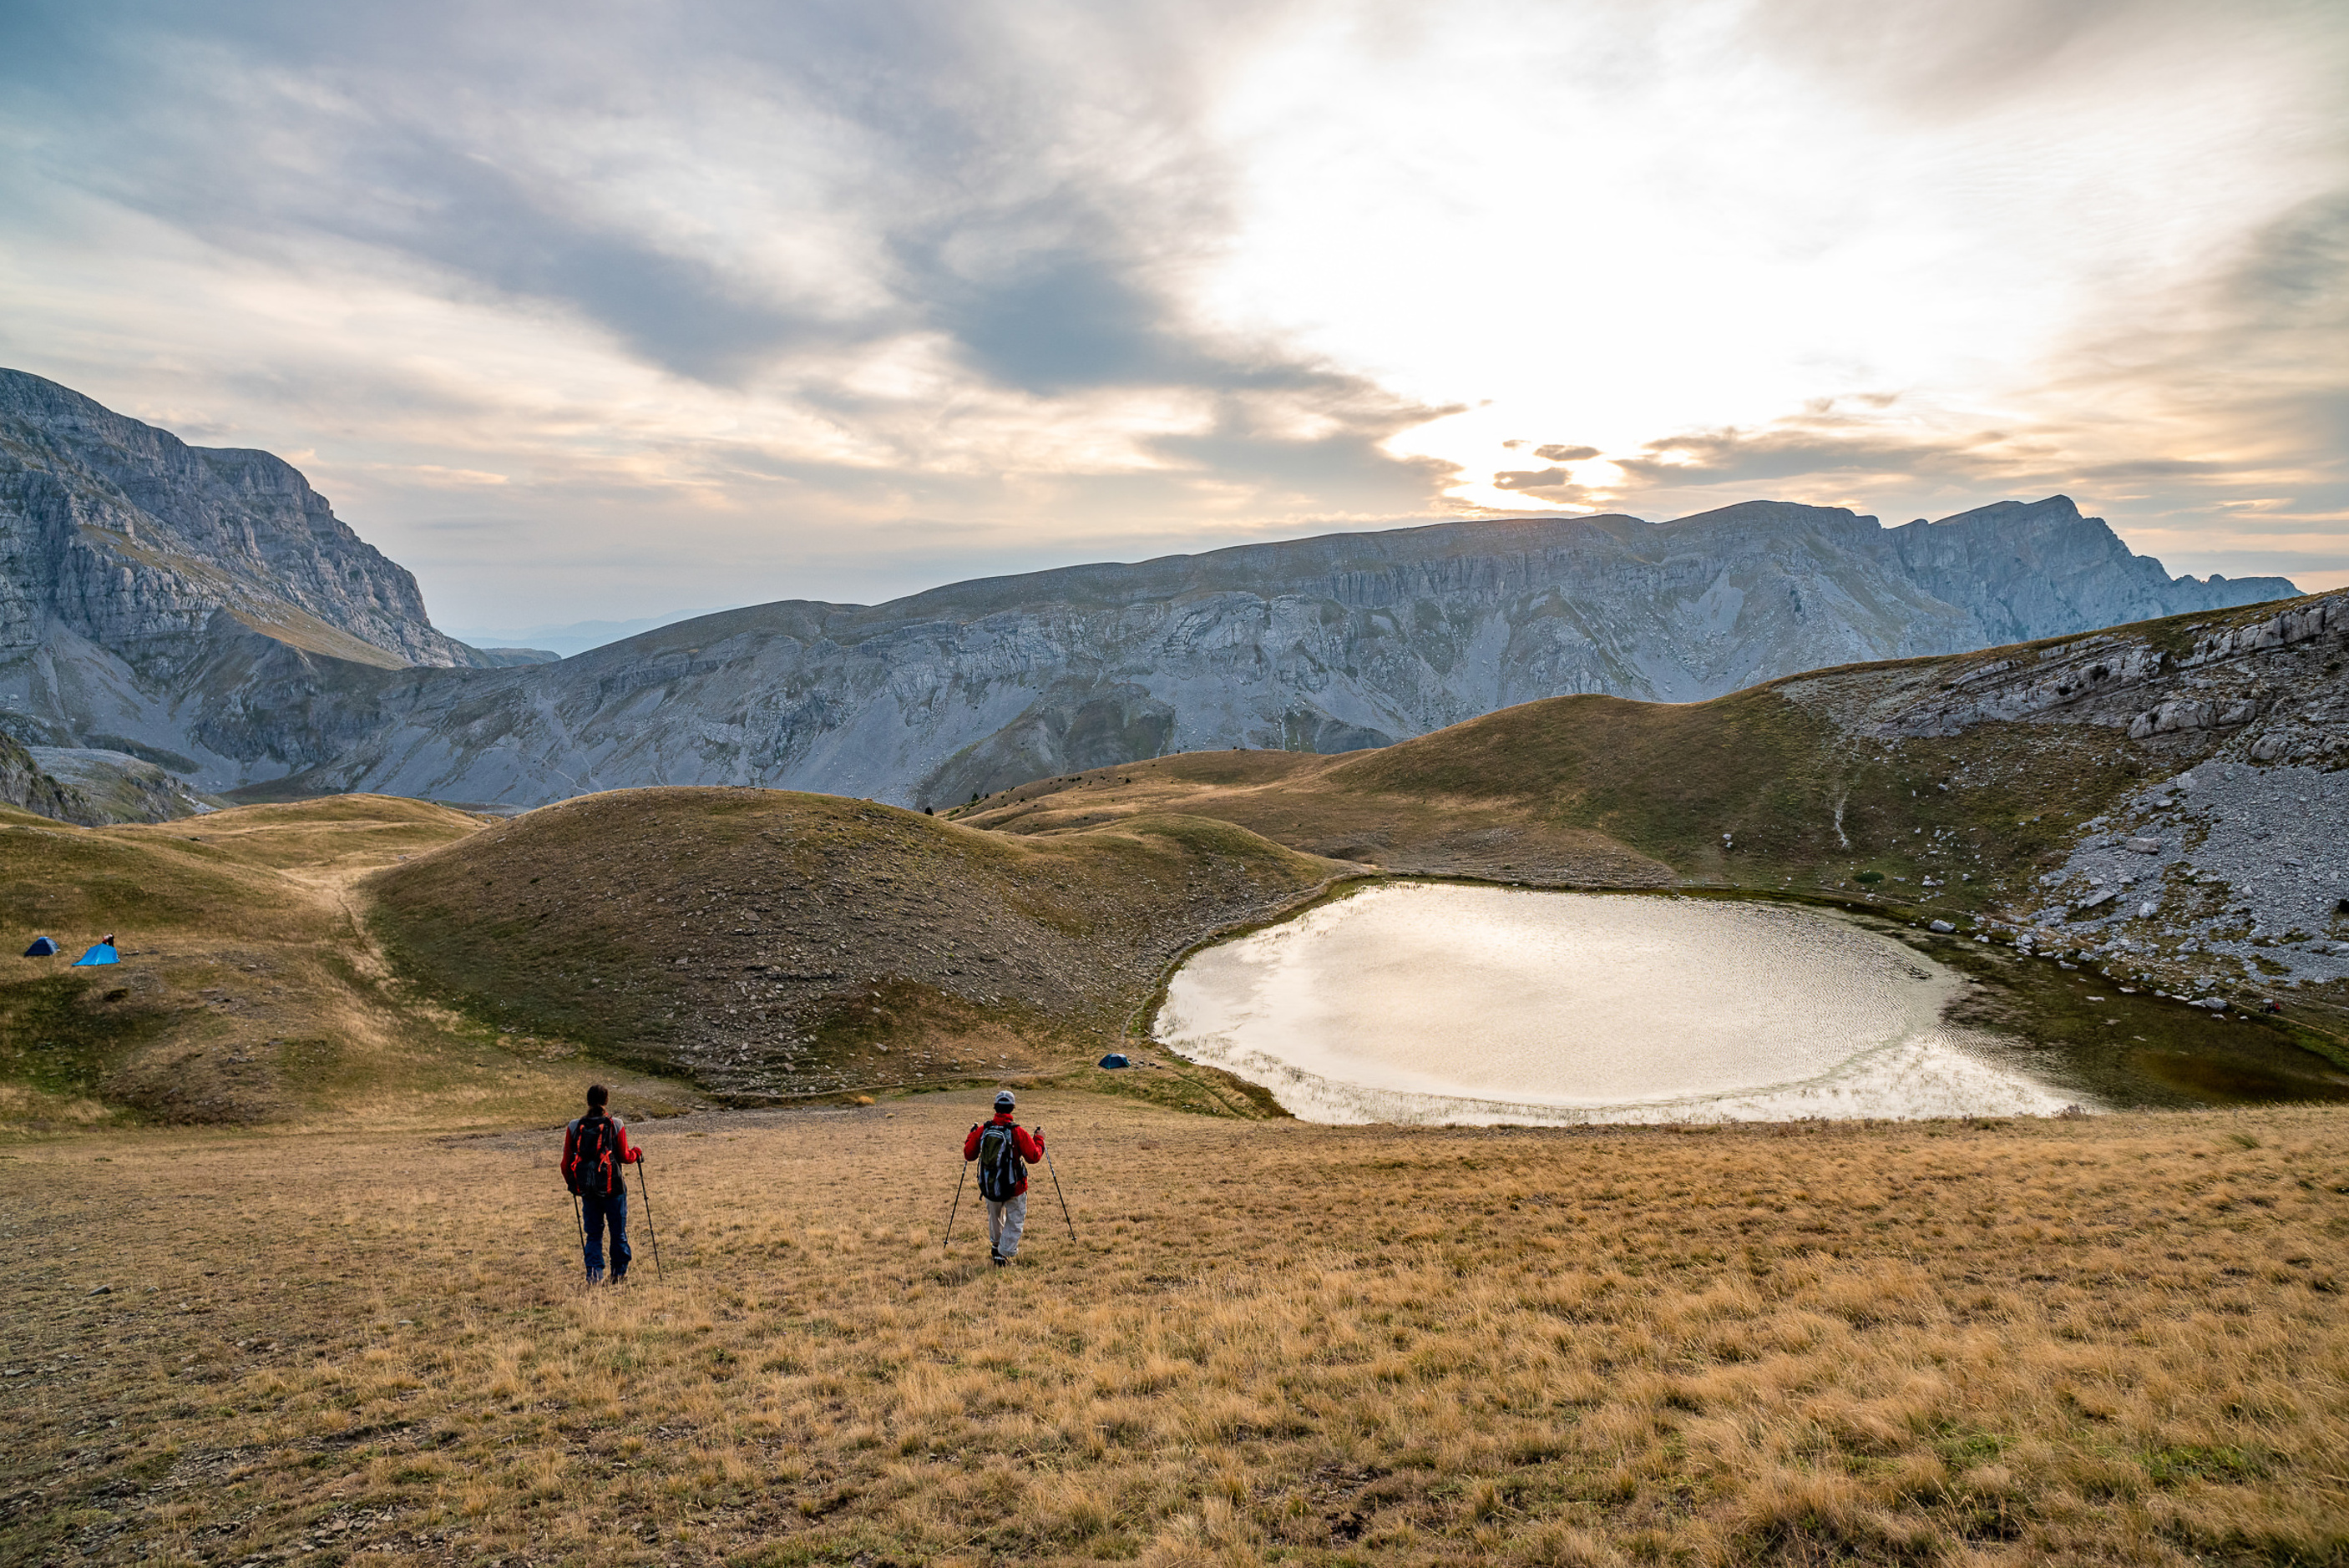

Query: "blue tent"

xmin=72 ymin=943 xmax=119 ymax=967
xmin=22 ymin=937 xmax=58 ymax=957
xmin=1097 ymin=1052 xmax=1130 ymax=1070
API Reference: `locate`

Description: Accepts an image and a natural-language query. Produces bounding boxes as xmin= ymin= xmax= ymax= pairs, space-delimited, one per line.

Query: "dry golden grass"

xmin=11 ymin=1095 xmax=2346 ymax=1566
xmin=0 ymin=795 xmax=695 ymax=1132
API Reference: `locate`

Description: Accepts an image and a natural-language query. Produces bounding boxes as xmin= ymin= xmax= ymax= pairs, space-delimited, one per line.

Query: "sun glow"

xmin=2 ymin=0 xmax=2341 ymax=615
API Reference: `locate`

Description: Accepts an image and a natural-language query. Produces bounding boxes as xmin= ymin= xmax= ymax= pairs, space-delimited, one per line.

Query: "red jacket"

xmin=563 ymin=1112 xmax=641 ymax=1195
xmin=963 ymin=1113 xmax=1044 ymax=1196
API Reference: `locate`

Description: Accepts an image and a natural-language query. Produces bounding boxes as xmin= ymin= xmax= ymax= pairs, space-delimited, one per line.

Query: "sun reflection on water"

xmin=1154 ymin=883 xmax=2083 ymax=1125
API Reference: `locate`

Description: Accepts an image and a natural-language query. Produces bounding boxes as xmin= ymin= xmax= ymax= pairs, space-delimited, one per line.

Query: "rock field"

xmin=2033 ymin=761 xmax=2348 ymax=994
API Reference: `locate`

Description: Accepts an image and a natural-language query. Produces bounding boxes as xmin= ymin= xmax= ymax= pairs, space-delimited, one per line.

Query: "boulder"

xmin=1928 ymin=919 xmax=1956 ymax=933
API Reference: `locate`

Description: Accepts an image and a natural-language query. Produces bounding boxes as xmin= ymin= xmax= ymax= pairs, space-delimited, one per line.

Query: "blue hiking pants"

xmin=582 ymin=1189 xmax=631 ymax=1279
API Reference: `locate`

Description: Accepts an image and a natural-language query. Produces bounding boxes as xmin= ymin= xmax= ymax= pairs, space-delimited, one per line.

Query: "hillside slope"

xmin=0 ymin=796 xmax=687 ymax=1129
xmin=367 ymin=789 xmax=1344 ymax=1105
xmin=963 ymin=591 xmax=2349 ymax=1009
xmin=13 ymin=1104 xmax=2349 ymax=1568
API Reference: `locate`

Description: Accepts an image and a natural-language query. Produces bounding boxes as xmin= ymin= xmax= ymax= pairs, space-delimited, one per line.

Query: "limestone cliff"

xmin=0 ymin=369 xmax=496 ymax=768
xmin=0 ymin=731 xmax=87 ymax=822
xmin=278 ymin=499 xmax=2293 ymax=810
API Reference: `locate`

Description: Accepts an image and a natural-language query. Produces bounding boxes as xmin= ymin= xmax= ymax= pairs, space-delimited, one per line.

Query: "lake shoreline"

xmin=1153 ymin=882 xmax=2349 ymax=1125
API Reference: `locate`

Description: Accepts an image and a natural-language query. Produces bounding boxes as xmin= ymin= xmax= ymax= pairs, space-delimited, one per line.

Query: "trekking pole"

xmin=943 ymin=1156 xmax=969 ymax=1252
xmin=571 ymin=1191 xmax=590 ymax=1282
xmin=634 ymin=1157 xmax=664 ymax=1281
xmin=1039 ymin=1129 xmax=1077 ymax=1244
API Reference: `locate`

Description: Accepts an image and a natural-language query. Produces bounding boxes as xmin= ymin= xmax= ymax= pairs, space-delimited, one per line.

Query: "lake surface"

xmin=1154 ymin=884 xmax=2085 ymax=1125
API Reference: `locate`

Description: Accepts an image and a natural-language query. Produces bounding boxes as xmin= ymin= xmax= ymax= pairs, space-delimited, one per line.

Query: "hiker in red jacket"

xmin=563 ymin=1085 xmax=643 ymax=1283
xmin=963 ymin=1090 xmax=1045 ymax=1266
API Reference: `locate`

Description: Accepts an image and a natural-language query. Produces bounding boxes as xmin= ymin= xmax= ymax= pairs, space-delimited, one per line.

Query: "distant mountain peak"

xmin=0 ymin=367 xmax=492 ymax=675
xmin=0 ymin=369 xmax=2306 ymax=815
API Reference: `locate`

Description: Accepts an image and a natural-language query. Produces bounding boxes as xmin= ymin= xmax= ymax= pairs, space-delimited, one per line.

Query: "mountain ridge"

xmin=0 ymin=367 xmax=2303 ymax=816
xmin=0 ymin=370 xmax=489 ymax=671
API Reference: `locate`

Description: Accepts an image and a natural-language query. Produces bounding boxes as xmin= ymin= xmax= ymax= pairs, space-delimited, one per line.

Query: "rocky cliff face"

xmin=0 ymin=369 xmax=494 ymax=772
xmin=0 ymin=731 xmax=86 ymax=822
xmin=0 ymin=369 xmax=2301 ymax=813
xmin=279 ymin=498 xmax=2293 ymax=810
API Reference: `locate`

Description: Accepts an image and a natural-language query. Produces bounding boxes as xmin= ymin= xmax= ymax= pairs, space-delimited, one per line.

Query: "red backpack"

xmin=568 ymin=1114 xmax=622 ymax=1196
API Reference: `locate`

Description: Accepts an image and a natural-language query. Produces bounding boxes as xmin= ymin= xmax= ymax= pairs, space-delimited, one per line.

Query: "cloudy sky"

xmin=3 ymin=0 xmax=2345 ymax=629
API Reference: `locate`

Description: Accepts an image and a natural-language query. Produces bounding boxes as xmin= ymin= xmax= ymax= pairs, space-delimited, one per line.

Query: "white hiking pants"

xmin=986 ymin=1193 xmax=1028 ymax=1260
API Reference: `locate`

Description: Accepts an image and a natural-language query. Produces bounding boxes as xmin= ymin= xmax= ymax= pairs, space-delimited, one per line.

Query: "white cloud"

xmin=0 ymin=0 xmax=2341 ymax=622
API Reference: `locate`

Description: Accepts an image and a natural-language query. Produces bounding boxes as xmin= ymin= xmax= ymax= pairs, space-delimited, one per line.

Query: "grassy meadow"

xmin=955 ymin=687 xmax=2161 ymax=922
xmin=11 ymin=1092 xmax=2347 ymax=1567
xmin=0 ymin=797 xmax=697 ymax=1133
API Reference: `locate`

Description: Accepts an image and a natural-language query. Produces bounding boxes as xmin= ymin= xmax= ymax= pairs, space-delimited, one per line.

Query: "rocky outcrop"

xmin=0 ymin=369 xmax=497 ymax=761
xmin=1785 ymin=594 xmax=2349 ymax=759
xmin=0 ymin=726 xmax=217 ymax=825
xmin=0 ymin=731 xmax=88 ymax=822
xmin=1771 ymin=589 xmax=2349 ymax=991
xmin=26 ymin=746 xmax=220 ymax=824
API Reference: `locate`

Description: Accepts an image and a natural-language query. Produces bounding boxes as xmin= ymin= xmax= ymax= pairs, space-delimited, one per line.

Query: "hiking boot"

xmin=586 ymin=1267 xmax=605 ymax=1284
xmin=609 ymin=1271 xmax=629 ymax=1286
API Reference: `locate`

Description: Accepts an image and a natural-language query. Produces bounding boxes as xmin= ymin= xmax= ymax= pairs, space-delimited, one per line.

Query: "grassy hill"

xmin=956 ymin=666 xmax=2157 ymax=906
xmin=0 ymin=796 xmax=692 ymax=1130
xmin=367 ymin=788 xmax=1344 ymax=1114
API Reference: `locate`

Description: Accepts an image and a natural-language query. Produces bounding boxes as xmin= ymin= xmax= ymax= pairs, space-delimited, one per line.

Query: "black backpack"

xmin=569 ymin=1114 xmax=620 ymax=1196
xmin=976 ymin=1121 xmax=1025 ymax=1201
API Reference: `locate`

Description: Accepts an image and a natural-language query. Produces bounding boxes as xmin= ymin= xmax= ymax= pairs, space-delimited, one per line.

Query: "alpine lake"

xmin=1152 ymin=883 xmax=2349 ymax=1125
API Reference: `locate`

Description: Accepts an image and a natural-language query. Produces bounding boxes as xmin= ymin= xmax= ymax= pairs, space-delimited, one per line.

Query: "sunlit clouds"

xmin=1 ymin=0 xmax=2342 ymax=623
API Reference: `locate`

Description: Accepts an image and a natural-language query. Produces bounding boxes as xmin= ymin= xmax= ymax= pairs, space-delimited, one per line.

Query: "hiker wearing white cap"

xmin=961 ymin=1090 xmax=1045 ymax=1266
